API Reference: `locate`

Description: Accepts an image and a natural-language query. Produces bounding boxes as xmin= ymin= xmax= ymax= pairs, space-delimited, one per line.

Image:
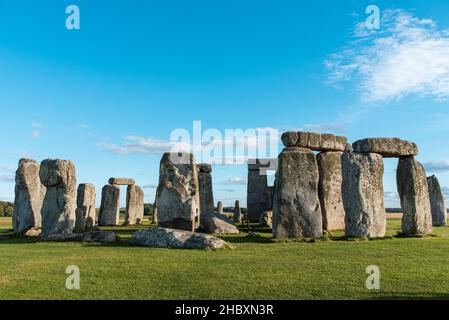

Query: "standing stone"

xmin=272 ymin=147 xmax=323 ymax=238
xmin=197 ymin=164 xmax=215 ymax=214
xmin=156 ymin=152 xmax=200 ymax=232
xmin=247 ymin=160 xmax=269 ymax=222
xmin=427 ymin=175 xmax=447 ymax=227
xmin=98 ymin=184 xmax=120 ymax=226
xmin=265 ymin=186 xmax=274 ymax=211
xmin=317 ymin=151 xmax=345 ymax=231
xmin=75 ymin=183 xmax=96 ymax=232
xmin=125 ymin=185 xmax=144 ymax=225
xmin=217 ymin=201 xmax=224 ymax=215
xmin=151 ymin=205 xmax=158 ymax=224
xmin=12 ymin=159 xmax=45 ymax=234
xmin=233 ymin=200 xmax=242 ymax=223
xmin=342 ymin=153 xmax=385 ymax=238
xmin=40 ymin=159 xmax=77 ymax=237
xmin=397 ymin=157 xmax=433 ymax=236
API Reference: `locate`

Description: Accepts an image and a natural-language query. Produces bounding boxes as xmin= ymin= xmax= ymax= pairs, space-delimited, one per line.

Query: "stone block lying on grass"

xmin=42 ymin=231 xmax=117 ymax=243
xmin=129 ymin=227 xmax=229 ymax=249
xmin=199 ymin=211 xmax=239 ymax=234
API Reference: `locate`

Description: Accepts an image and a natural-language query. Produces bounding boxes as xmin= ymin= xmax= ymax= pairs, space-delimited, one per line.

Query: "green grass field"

xmin=0 ymin=216 xmax=448 ymax=300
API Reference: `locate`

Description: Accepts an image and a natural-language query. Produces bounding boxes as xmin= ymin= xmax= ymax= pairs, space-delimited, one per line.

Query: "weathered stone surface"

xmin=43 ymin=231 xmax=116 ymax=243
xmin=427 ymin=175 xmax=447 ymax=227
xmin=98 ymin=184 xmax=120 ymax=226
xmin=156 ymin=152 xmax=200 ymax=232
xmin=233 ymin=200 xmax=242 ymax=223
xmin=352 ymin=138 xmax=418 ymax=158
xmin=198 ymin=164 xmax=215 ymax=214
xmin=200 ymin=212 xmax=239 ymax=234
xmin=13 ymin=159 xmax=45 ymax=234
xmin=130 ymin=228 xmax=229 ymax=249
xmin=317 ymin=152 xmax=345 ymax=231
xmin=272 ymin=147 xmax=323 ymax=238
xmin=259 ymin=211 xmax=272 ymax=229
xmin=108 ymin=177 xmax=135 ymax=186
xmin=125 ymin=185 xmax=144 ymax=225
xmin=247 ymin=161 xmax=269 ymax=222
xmin=342 ymin=153 xmax=386 ymax=238
xmin=265 ymin=186 xmax=274 ymax=211
xmin=75 ymin=183 xmax=96 ymax=232
xmin=24 ymin=227 xmax=42 ymax=237
xmin=397 ymin=157 xmax=433 ymax=236
xmin=282 ymin=131 xmax=347 ymax=152
xmin=217 ymin=201 xmax=224 ymax=215
xmin=39 ymin=159 xmax=77 ymax=237
xmin=151 ymin=206 xmax=158 ymax=224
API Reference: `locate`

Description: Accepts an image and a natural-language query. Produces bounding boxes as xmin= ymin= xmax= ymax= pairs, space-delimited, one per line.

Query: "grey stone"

xmin=233 ymin=200 xmax=242 ymax=223
xmin=82 ymin=231 xmax=117 ymax=243
xmin=285 ymin=131 xmax=347 ymax=152
xmin=272 ymin=147 xmax=323 ymax=238
xmin=98 ymin=184 xmax=120 ymax=226
xmin=317 ymin=151 xmax=345 ymax=231
xmin=265 ymin=186 xmax=274 ymax=211
xmin=24 ymin=227 xmax=42 ymax=237
xmin=247 ymin=160 xmax=269 ymax=222
xmin=427 ymin=175 xmax=447 ymax=227
xmin=129 ymin=228 xmax=229 ymax=249
xmin=125 ymin=185 xmax=144 ymax=225
xmin=40 ymin=159 xmax=77 ymax=237
xmin=352 ymin=138 xmax=418 ymax=158
xmin=151 ymin=206 xmax=158 ymax=224
xmin=198 ymin=163 xmax=215 ymax=214
xmin=13 ymin=159 xmax=45 ymax=234
xmin=397 ymin=157 xmax=433 ymax=236
xmin=259 ymin=211 xmax=272 ymax=229
xmin=200 ymin=212 xmax=239 ymax=234
xmin=217 ymin=201 xmax=224 ymax=215
xmin=156 ymin=152 xmax=200 ymax=232
xmin=108 ymin=177 xmax=135 ymax=186
xmin=75 ymin=183 xmax=96 ymax=232
xmin=342 ymin=153 xmax=386 ymax=238
xmin=281 ymin=132 xmax=298 ymax=147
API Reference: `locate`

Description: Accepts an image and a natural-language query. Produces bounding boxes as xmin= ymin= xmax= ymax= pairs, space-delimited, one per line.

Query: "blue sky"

xmin=1 ymin=0 xmax=449 ymax=207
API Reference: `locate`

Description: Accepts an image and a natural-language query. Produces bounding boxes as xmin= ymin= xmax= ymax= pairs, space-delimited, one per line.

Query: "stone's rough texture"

xmin=282 ymin=131 xmax=347 ymax=152
xmin=265 ymin=186 xmax=274 ymax=211
xmin=272 ymin=147 xmax=323 ymax=238
xmin=39 ymin=159 xmax=77 ymax=237
xmin=397 ymin=157 xmax=433 ymax=236
xmin=12 ymin=159 xmax=45 ymax=234
xmin=247 ymin=161 xmax=269 ymax=222
xmin=197 ymin=164 xmax=215 ymax=214
xmin=75 ymin=183 xmax=96 ymax=232
xmin=24 ymin=227 xmax=42 ymax=237
xmin=151 ymin=206 xmax=158 ymax=224
xmin=98 ymin=184 xmax=120 ymax=226
xmin=427 ymin=175 xmax=447 ymax=226
xmin=200 ymin=212 xmax=240 ymax=234
xmin=352 ymin=138 xmax=418 ymax=158
xmin=317 ymin=152 xmax=345 ymax=231
xmin=342 ymin=153 xmax=386 ymax=238
xmin=233 ymin=200 xmax=242 ymax=223
xmin=217 ymin=201 xmax=224 ymax=215
xmin=156 ymin=152 xmax=200 ymax=232
xmin=130 ymin=228 xmax=229 ymax=249
xmin=259 ymin=211 xmax=273 ymax=229
xmin=125 ymin=185 xmax=144 ymax=225
xmin=108 ymin=178 xmax=135 ymax=186
xmin=43 ymin=231 xmax=116 ymax=243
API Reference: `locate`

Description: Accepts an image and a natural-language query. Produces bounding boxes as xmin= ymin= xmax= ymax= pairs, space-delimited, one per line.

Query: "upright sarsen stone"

xmin=125 ymin=185 xmax=144 ymax=225
xmin=272 ymin=147 xmax=323 ymax=238
xmin=156 ymin=152 xmax=200 ymax=232
xmin=233 ymin=200 xmax=242 ymax=223
xmin=317 ymin=151 xmax=345 ymax=231
xmin=217 ymin=201 xmax=224 ymax=215
xmin=13 ymin=159 xmax=45 ymax=234
xmin=247 ymin=160 xmax=269 ymax=222
xmin=397 ymin=157 xmax=433 ymax=236
xmin=342 ymin=153 xmax=385 ymax=238
xmin=40 ymin=159 xmax=77 ymax=237
xmin=427 ymin=175 xmax=447 ymax=226
xmin=197 ymin=164 xmax=214 ymax=214
xmin=98 ymin=184 xmax=120 ymax=226
xmin=75 ymin=183 xmax=96 ymax=232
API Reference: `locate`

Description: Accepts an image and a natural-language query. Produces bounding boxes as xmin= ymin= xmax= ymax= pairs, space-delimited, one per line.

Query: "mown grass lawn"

xmin=0 ymin=216 xmax=448 ymax=300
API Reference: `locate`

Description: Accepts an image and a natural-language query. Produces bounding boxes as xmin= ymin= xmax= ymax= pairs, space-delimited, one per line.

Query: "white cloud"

xmin=423 ymin=160 xmax=449 ymax=173
xmin=78 ymin=124 xmax=89 ymax=129
xmin=224 ymin=176 xmax=247 ymax=185
xmin=31 ymin=130 xmax=41 ymax=138
xmin=325 ymin=9 xmax=449 ymax=103
xmin=31 ymin=121 xmax=42 ymax=128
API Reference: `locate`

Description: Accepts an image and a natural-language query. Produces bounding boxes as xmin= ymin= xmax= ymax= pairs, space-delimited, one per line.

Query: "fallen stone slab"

xmin=427 ymin=175 xmax=447 ymax=227
xmin=108 ymin=177 xmax=135 ymax=186
xmin=200 ymin=211 xmax=239 ymax=234
xmin=42 ymin=231 xmax=117 ymax=243
xmin=281 ymin=131 xmax=347 ymax=152
xmin=352 ymin=138 xmax=418 ymax=158
xmin=129 ymin=228 xmax=229 ymax=249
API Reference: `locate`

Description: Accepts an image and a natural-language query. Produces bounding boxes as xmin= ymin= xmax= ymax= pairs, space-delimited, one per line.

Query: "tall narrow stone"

xmin=317 ymin=151 xmax=345 ymax=231
xmin=125 ymin=185 xmax=144 ymax=225
xmin=40 ymin=159 xmax=77 ymax=237
xmin=272 ymin=147 xmax=323 ymax=238
xmin=12 ymin=159 xmax=45 ymax=234
xmin=75 ymin=183 xmax=96 ymax=232
xmin=151 ymin=206 xmax=158 ymax=224
xmin=98 ymin=184 xmax=120 ymax=226
xmin=247 ymin=160 xmax=269 ymax=222
xmin=233 ymin=200 xmax=242 ymax=223
xmin=265 ymin=186 xmax=274 ymax=211
xmin=217 ymin=201 xmax=224 ymax=215
xmin=427 ymin=175 xmax=447 ymax=226
xmin=197 ymin=164 xmax=214 ymax=213
xmin=156 ymin=152 xmax=200 ymax=232
xmin=342 ymin=153 xmax=385 ymax=238
xmin=397 ymin=157 xmax=433 ymax=236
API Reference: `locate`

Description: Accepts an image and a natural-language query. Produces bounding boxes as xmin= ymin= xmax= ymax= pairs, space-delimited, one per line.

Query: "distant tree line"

xmin=0 ymin=201 xmax=14 ymax=217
